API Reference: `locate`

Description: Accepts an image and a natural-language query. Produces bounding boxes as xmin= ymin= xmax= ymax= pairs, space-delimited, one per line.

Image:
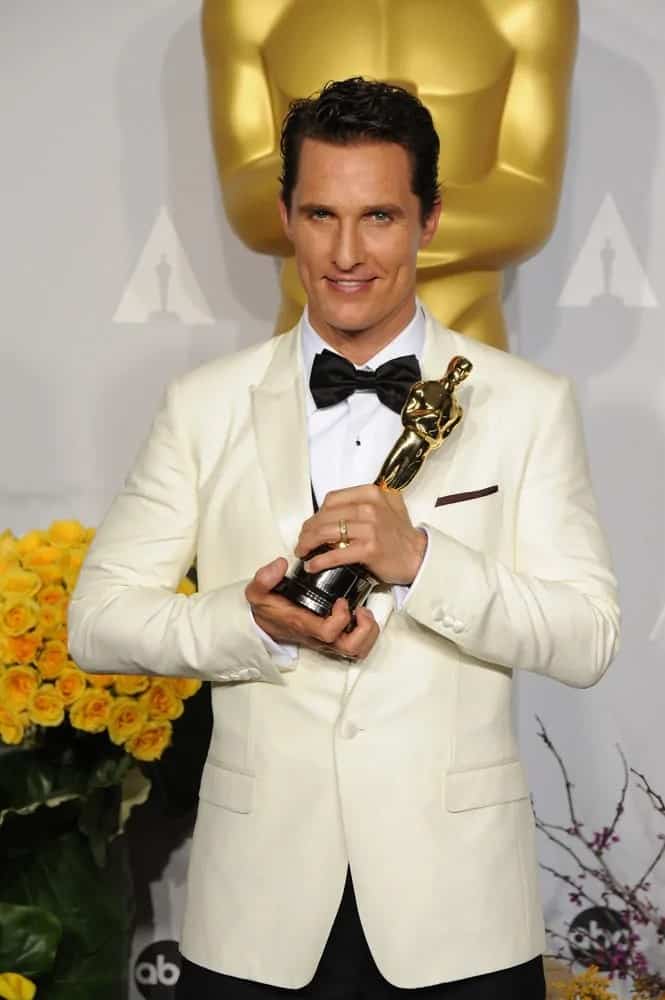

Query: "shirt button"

xmin=247 ymin=667 xmax=261 ymax=678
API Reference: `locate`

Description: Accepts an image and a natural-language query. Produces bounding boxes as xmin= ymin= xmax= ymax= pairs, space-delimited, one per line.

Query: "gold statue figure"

xmin=377 ymin=356 xmax=473 ymax=492
xmin=272 ymin=354 xmax=472 ymax=616
xmin=201 ymin=0 xmax=578 ymax=349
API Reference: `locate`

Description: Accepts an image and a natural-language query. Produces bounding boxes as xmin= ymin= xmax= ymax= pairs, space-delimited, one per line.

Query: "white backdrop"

xmin=2 ymin=3 xmax=664 ymax=997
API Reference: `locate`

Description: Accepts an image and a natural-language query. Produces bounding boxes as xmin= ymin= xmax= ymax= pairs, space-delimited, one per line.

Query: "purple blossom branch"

xmin=632 ymin=768 xmax=665 ymax=818
xmin=539 ymin=863 xmax=601 ymax=908
xmin=533 ymin=716 xmax=665 ymax=983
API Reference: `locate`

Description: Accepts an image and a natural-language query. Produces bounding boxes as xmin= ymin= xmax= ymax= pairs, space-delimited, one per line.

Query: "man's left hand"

xmin=294 ymin=485 xmax=427 ymax=585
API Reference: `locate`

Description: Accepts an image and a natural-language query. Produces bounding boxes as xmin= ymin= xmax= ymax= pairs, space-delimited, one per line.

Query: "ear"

xmin=419 ymin=199 xmax=442 ymax=250
xmin=278 ymin=197 xmax=292 ymax=241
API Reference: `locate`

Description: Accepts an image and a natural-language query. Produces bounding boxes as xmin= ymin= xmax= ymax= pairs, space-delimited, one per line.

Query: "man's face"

xmin=279 ymin=138 xmax=440 ymax=347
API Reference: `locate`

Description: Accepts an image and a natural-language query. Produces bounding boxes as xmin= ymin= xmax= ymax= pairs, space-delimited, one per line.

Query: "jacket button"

xmin=340 ymin=721 xmax=363 ymax=739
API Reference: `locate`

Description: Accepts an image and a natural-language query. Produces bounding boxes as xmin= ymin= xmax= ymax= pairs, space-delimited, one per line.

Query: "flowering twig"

xmin=533 ymin=717 xmax=665 ymax=988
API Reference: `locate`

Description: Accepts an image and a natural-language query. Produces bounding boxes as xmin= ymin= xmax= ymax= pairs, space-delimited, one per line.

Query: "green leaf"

xmin=1 ymin=829 xmax=133 ymax=998
xmin=0 ymin=728 xmax=130 ymax=824
xmin=0 ymin=900 xmax=62 ymax=977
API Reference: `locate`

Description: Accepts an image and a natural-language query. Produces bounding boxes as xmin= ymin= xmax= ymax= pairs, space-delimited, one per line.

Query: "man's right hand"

xmin=245 ymin=557 xmax=379 ymax=661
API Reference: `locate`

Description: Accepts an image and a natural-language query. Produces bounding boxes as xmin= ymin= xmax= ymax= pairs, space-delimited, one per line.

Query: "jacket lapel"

xmin=250 ymin=321 xmax=313 ymax=558
xmin=400 ymin=312 xmax=480 ymax=531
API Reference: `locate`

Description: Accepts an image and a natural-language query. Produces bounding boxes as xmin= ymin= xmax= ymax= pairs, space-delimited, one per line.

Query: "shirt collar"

xmin=301 ymin=300 xmax=426 ymax=413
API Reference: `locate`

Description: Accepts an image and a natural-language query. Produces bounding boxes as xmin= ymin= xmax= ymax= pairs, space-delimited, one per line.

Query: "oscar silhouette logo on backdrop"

xmin=113 ymin=206 xmax=214 ymax=325
xmin=201 ymin=0 xmax=579 ymax=349
xmin=559 ymin=193 xmax=658 ymax=310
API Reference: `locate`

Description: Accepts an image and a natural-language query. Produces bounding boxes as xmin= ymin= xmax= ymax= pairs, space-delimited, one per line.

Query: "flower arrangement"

xmin=0 ymin=520 xmax=205 ymax=1000
xmin=534 ymin=718 xmax=665 ymax=999
xmin=0 ymin=522 xmax=201 ymax=761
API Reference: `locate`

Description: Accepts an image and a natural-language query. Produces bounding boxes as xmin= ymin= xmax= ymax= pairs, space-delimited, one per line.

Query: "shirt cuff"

xmin=247 ymin=604 xmax=298 ymax=670
xmin=392 ymin=526 xmax=430 ymax=612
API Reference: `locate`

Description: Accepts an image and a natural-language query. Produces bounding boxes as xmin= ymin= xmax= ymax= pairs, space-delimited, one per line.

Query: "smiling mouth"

xmin=325 ymin=277 xmax=375 ymax=292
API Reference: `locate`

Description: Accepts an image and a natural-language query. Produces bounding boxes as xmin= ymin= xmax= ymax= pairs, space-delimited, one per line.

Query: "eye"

xmin=310 ymin=208 xmax=331 ymax=220
xmin=368 ymin=210 xmax=392 ymax=222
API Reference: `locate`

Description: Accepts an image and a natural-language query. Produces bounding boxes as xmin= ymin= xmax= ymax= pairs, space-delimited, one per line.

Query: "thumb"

xmin=254 ymin=556 xmax=287 ymax=591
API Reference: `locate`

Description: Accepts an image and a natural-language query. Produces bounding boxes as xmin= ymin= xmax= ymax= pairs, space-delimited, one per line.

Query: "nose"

xmin=332 ymin=219 xmax=364 ymax=272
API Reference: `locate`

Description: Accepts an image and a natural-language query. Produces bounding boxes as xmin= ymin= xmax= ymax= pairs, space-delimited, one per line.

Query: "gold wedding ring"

xmin=337 ymin=518 xmax=349 ymax=549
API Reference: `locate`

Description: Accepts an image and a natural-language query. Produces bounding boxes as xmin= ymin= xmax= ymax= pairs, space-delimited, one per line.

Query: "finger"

xmin=296 ymin=520 xmax=370 ymax=559
xmin=333 ymin=607 xmax=378 ymax=658
xmin=320 ymin=484 xmax=383 ymax=511
xmin=311 ymin=597 xmax=353 ymax=644
xmin=245 ymin=557 xmax=288 ymax=601
xmin=304 ymin=538 xmax=373 ymax=575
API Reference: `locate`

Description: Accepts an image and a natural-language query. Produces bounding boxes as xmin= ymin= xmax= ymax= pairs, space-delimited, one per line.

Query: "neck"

xmin=306 ymin=296 xmax=418 ymax=366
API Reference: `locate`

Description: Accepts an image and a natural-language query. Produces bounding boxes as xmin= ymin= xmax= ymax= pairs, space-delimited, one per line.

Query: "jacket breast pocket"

xmin=445 ymin=759 xmax=529 ymax=812
xmin=198 ymin=759 xmax=256 ymax=814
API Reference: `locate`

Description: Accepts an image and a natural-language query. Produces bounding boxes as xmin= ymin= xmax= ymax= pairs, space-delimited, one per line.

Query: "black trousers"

xmin=176 ymin=867 xmax=545 ymax=999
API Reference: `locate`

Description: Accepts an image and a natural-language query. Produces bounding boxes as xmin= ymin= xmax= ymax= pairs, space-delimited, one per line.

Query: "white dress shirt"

xmin=250 ymin=301 xmax=432 ymax=664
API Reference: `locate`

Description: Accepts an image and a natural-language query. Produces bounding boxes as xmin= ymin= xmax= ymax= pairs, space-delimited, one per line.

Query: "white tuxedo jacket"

xmin=68 ymin=311 xmax=620 ymax=989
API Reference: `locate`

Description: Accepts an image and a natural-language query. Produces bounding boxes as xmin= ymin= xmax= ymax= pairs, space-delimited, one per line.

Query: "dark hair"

xmin=279 ymin=76 xmax=440 ymax=224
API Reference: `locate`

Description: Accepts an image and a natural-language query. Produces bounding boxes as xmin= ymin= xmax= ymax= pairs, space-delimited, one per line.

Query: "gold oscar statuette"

xmin=272 ymin=356 xmax=473 ymax=618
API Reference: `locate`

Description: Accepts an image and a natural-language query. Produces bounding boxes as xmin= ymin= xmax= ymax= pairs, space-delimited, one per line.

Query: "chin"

xmin=319 ymin=301 xmax=386 ymax=334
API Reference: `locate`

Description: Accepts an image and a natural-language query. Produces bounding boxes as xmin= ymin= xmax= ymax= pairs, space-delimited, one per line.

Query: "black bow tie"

xmin=309 ymin=349 xmax=421 ymax=415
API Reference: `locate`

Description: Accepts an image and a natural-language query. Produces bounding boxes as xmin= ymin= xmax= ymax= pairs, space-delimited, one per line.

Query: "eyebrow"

xmin=298 ymin=202 xmax=405 ymax=217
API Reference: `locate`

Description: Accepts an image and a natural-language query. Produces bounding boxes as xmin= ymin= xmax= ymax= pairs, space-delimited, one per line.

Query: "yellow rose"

xmin=55 ymin=666 xmax=87 ymax=705
xmin=125 ymin=720 xmax=172 ymax=761
xmin=107 ymin=697 xmax=148 ymax=746
xmin=70 ymin=688 xmax=112 ymax=733
xmin=0 ymin=528 xmax=18 ymax=550
xmin=0 ymin=632 xmax=11 ymax=665
xmin=0 ymin=972 xmax=36 ymax=1000
xmin=0 ymin=556 xmax=20 ymax=576
xmin=177 ymin=577 xmax=196 ymax=596
xmin=0 ymin=666 xmax=39 ymax=711
xmin=36 ymin=583 xmax=67 ymax=609
xmin=35 ymin=604 xmax=64 ymax=636
xmin=36 ymin=639 xmax=68 ymax=680
xmin=0 ymin=568 xmax=42 ymax=598
xmin=51 ymin=623 xmax=68 ymax=643
xmin=21 ymin=544 xmax=61 ymax=569
xmin=170 ymin=677 xmax=203 ymax=700
xmin=139 ymin=681 xmax=184 ymax=721
xmin=84 ymin=527 xmax=96 ymax=543
xmin=83 ymin=672 xmax=115 ymax=688
xmin=0 ymin=705 xmax=27 ymax=745
xmin=113 ymin=674 xmax=150 ymax=696
xmin=6 ymin=631 xmax=43 ymax=666
xmin=15 ymin=529 xmax=47 ymax=556
xmin=61 ymin=545 xmax=88 ymax=576
xmin=30 ymin=566 xmax=62 ymax=587
xmin=28 ymin=684 xmax=65 ymax=727
xmin=47 ymin=519 xmax=87 ymax=548
xmin=0 ymin=597 xmax=40 ymax=636
xmin=21 ymin=546 xmax=64 ymax=585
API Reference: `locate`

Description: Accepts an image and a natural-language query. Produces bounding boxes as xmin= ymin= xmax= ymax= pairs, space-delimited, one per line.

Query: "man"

xmin=68 ymin=78 xmax=620 ymax=998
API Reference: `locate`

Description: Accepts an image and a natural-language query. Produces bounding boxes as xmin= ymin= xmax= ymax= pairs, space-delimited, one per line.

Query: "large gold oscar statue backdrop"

xmin=201 ymin=0 xmax=578 ymax=349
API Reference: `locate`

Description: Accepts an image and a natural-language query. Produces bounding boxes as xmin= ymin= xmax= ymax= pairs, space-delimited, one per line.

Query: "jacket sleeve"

xmin=402 ymin=375 xmax=620 ymax=688
xmin=67 ymin=376 xmax=288 ymax=686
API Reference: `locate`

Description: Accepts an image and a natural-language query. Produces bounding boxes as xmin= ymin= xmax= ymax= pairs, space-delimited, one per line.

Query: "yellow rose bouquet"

xmin=0 ymin=522 xmax=201 ymax=762
xmin=0 ymin=522 xmax=204 ymax=1000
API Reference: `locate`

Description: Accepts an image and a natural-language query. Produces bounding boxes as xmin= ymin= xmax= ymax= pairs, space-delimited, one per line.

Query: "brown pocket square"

xmin=435 ymin=485 xmax=499 ymax=507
